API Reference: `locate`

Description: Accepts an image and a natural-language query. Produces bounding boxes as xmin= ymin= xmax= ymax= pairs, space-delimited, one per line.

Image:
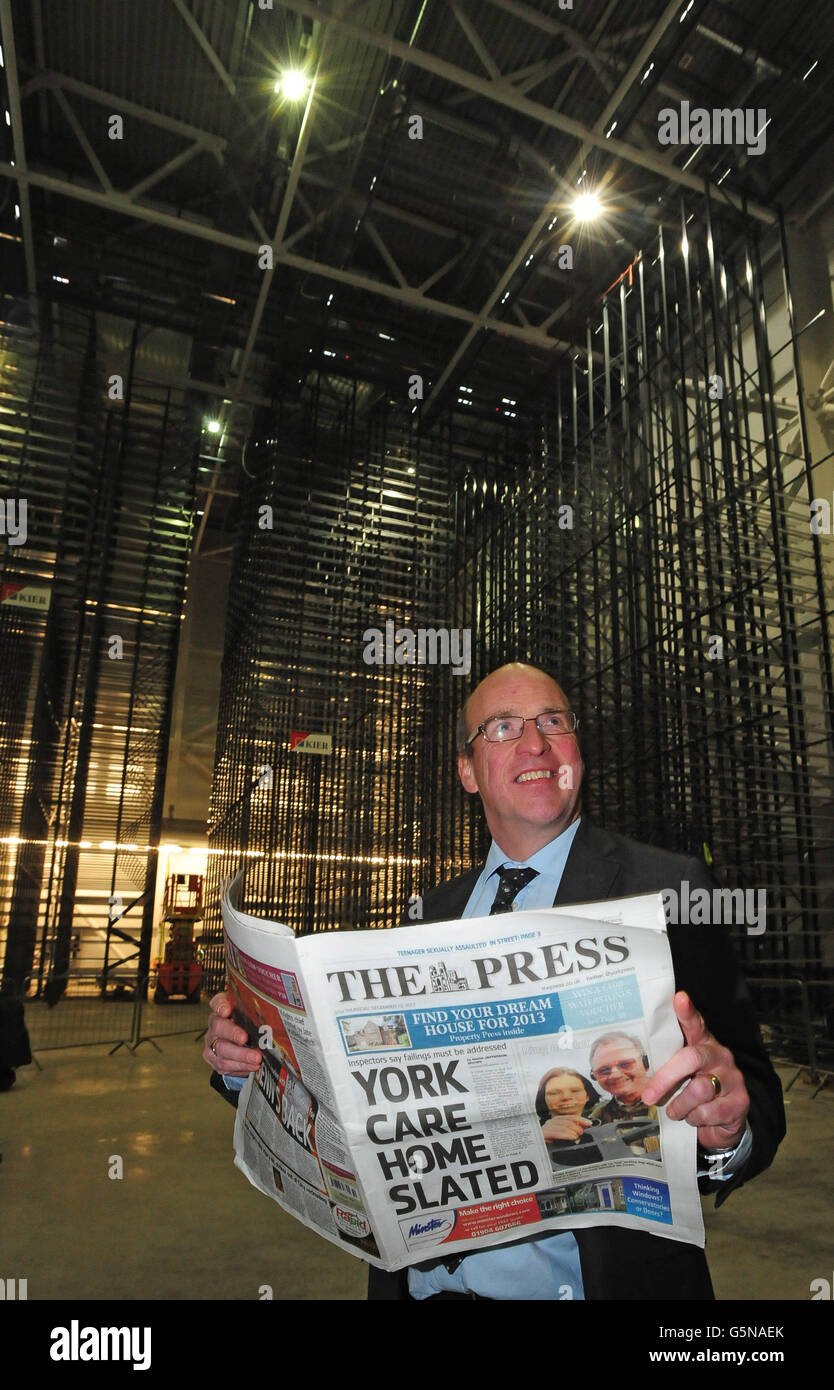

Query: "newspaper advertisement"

xmin=222 ymin=877 xmax=704 ymax=1271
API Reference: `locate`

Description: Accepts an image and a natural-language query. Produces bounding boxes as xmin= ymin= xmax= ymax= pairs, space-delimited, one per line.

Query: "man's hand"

xmin=202 ymin=992 xmax=263 ymax=1078
xmin=541 ymin=1115 xmax=592 ymax=1144
xmin=640 ymin=991 xmax=749 ymax=1152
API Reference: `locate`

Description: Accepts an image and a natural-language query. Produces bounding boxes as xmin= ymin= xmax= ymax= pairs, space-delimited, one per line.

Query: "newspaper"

xmin=221 ymin=876 xmax=704 ymax=1271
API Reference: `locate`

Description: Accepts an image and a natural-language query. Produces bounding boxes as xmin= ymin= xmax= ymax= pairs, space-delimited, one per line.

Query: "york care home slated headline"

xmin=221 ymin=876 xmax=704 ymax=1271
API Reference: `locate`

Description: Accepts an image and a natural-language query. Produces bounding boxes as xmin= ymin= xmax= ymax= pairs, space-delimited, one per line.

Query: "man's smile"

xmin=515 ymin=769 xmax=556 ymax=783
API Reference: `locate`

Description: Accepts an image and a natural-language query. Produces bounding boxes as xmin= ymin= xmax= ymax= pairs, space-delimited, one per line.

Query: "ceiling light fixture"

xmin=276 ymin=69 xmax=309 ymax=101
xmin=571 ymin=190 xmax=603 ymax=222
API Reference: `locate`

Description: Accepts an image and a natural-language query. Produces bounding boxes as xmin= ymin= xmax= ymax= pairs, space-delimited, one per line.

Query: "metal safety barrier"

xmin=800 ymin=980 xmax=834 ymax=1096
xmin=16 ymin=974 xmax=136 ymax=1056
xmin=129 ymin=975 xmax=207 ymax=1053
xmin=749 ymin=976 xmax=834 ymax=1096
xmin=4 ymin=972 xmax=208 ymax=1061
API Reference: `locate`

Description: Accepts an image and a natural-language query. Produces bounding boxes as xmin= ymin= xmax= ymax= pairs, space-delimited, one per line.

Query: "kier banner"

xmin=289 ymin=731 xmax=332 ymax=755
xmin=1 ymin=582 xmax=51 ymax=613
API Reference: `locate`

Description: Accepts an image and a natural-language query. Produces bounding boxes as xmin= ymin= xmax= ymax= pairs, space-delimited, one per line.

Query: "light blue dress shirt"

xmin=224 ymin=815 xmax=752 ymax=1299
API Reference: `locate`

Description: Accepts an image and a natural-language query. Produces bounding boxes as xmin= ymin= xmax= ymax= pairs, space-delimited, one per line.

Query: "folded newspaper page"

xmin=221 ymin=877 xmax=704 ymax=1271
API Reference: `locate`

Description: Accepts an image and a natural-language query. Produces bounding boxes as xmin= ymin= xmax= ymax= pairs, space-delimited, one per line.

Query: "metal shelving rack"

xmin=430 ymin=198 xmax=834 ymax=1049
xmin=0 ymin=300 xmax=197 ymax=997
xmin=203 ymin=387 xmax=457 ymax=985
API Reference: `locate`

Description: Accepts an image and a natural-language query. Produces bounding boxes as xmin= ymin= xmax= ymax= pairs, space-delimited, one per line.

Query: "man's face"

xmin=591 ymin=1040 xmax=649 ymax=1105
xmin=545 ymin=1073 xmax=588 ymax=1116
xmin=457 ymin=668 xmax=584 ymax=856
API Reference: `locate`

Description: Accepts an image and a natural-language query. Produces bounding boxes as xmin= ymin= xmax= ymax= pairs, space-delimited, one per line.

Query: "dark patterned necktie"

xmin=489 ymin=865 xmax=539 ymax=914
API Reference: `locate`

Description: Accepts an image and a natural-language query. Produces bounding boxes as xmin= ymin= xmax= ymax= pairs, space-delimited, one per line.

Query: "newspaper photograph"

xmin=221 ymin=877 xmax=705 ymax=1271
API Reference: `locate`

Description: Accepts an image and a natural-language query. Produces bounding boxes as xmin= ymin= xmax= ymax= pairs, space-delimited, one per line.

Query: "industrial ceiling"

xmin=1 ymin=0 xmax=833 ymax=449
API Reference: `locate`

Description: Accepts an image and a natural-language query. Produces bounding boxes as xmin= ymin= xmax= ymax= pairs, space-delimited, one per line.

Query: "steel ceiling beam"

xmin=299 ymin=169 xmax=460 ymax=240
xmin=171 ymin=0 xmax=237 ymax=97
xmin=13 ymin=65 xmax=691 ymax=257
xmin=274 ymin=0 xmax=775 ymax=223
xmin=281 ymin=193 xmax=345 ymax=252
xmin=364 ymin=218 xmax=408 ymax=288
xmin=414 ymin=94 xmax=662 ymax=226
xmin=444 ymin=51 xmax=578 ymax=108
xmin=425 ymin=0 xmax=742 ymax=412
xmin=247 ymin=204 xmax=270 ymax=245
xmin=53 ymin=87 xmax=114 ymax=192
xmin=451 ymin=3 xmax=502 ymax=81
xmin=22 ymin=71 xmax=228 ymax=155
xmin=588 ymin=0 xmax=684 ymax=148
xmin=598 ymin=23 xmax=653 ymax=49
xmin=419 ymin=244 xmax=469 ymax=294
xmin=278 ymin=253 xmax=576 ymax=355
xmin=274 ymin=249 xmax=576 ymax=351
xmin=125 ymin=142 xmax=206 ymax=201
xmin=544 ymin=0 xmax=685 ymax=212
xmin=483 ymin=0 xmax=602 ymax=61
xmin=511 ymin=52 xmax=578 ymax=93
xmin=0 ymin=0 xmax=37 ymax=294
xmin=0 ymin=161 xmax=578 ymax=353
xmin=423 ymin=193 xmax=559 ymax=409
xmin=0 ymin=162 xmax=257 ymax=252
xmin=28 ymin=53 xmax=622 ymax=242
xmin=294 ymin=185 xmax=316 ymax=221
xmin=231 ymin=31 xmax=329 ymax=411
xmin=305 ymin=131 xmax=367 ymax=166
xmin=228 ymin=0 xmax=254 ymax=78
xmin=538 ymin=0 xmax=693 ymax=346
xmin=417 ymin=94 xmax=573 ymax=192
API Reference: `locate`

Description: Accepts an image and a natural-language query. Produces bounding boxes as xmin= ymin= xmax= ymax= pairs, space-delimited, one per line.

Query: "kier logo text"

xmin=50 ymin=1322 xmax=151 ymax=1371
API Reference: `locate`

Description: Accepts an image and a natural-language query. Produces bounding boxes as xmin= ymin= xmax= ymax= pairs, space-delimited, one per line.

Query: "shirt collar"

xmin=485 ymin=815 xmax=582 ymax=878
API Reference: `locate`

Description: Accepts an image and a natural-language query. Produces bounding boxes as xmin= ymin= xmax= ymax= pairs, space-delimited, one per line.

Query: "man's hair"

xmin=589 ymin=1032 xmax=646 ymax=1069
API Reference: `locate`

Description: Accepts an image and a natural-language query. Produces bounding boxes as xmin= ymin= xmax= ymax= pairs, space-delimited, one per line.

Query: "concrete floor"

xmin=1 ymin=1035 xmax=830 ymax=1301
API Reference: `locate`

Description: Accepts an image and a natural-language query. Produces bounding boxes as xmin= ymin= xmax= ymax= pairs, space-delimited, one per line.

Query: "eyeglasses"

xmin=468 ymin=710 xmax=578 ymax=744
xmin=592 ymin=1058 xmax=641 ymax=1081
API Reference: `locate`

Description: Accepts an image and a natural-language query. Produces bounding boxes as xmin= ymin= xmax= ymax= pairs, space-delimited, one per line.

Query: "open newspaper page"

xmin=222 ymin=873 xmax=382 ymax=1262
xmin=221 ymin=882 xmax=704 ymax=1271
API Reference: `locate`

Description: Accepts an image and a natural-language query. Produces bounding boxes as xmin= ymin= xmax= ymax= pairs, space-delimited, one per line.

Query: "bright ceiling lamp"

xmin=275 ymin=69 xmax=309 ymax=100
xmin=571 ymin=190 xmax=603 ymax=222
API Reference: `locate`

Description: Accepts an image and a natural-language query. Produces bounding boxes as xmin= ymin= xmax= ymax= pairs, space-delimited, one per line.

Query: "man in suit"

xmin=205 ymin=662 xmax=785 ymax=1300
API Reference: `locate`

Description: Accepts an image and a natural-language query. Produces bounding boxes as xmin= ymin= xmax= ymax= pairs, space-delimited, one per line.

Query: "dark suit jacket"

xmin=367 ymin=818 xmax=785 ymax=1301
